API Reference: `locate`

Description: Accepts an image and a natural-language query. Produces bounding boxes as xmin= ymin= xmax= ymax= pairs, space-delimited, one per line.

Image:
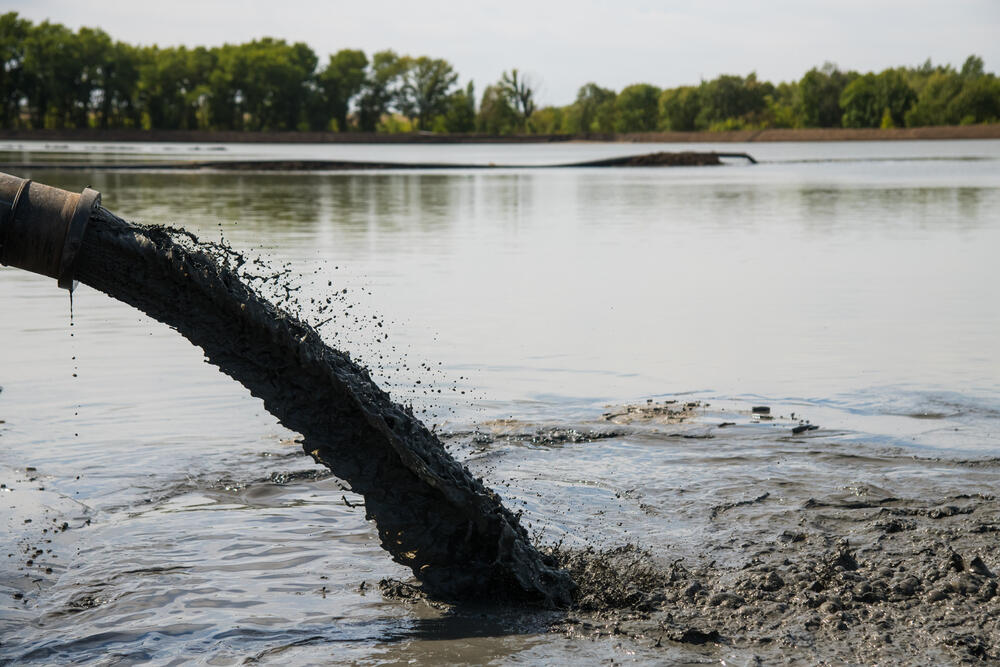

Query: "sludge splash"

xmin=73 ymin=207 xmax=574 ymax=607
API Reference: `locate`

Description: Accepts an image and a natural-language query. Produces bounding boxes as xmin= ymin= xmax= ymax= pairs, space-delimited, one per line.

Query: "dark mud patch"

xmin=543 ymin=493 xmax=1000 ymax=664
xmin=71 ymin=207 xmax=573 ymax=606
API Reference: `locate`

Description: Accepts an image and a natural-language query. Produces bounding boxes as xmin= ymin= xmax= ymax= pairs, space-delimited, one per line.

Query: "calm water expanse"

xmin=1 ymin=140 xmax=999 ymax=664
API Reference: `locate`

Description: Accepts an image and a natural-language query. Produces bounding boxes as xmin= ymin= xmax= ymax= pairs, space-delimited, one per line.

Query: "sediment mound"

xmin=546 ymin=496 xmax=1000 ymax=663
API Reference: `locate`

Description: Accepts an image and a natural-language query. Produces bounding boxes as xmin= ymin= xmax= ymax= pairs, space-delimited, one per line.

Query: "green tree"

xmin=944 ymin=55 xmax=1000 ymax=125
xmin=477 ymin=83 xmax=517 ymax=134
xmin=798 ymin=63 xmax=854 ymax=127
xmin=879 ymin=107 xmax=895 ymax=128
xmin=96 ymin=40 xmax=143 ymax=128
xmin=499 ymin=69 xmax=536 ymax=130
xmin=657 ymin=86 xmax=700 ymax=131
xmin=765 ymin=80 xmax=802 ymax=128
xmin=528 ymin=105 xmax=565 ymax=134
xmin=839 ymin=73 xmax=879 ymax=128
xmin=243 ymin=39 xmax=317 ymax=130
xmin=357 ymin=50 xmax=406 ymax=132
xmin=76 ymin=27 xmax=116 ymax=128
xmin=904 ymin=69 xmax=963 ymax=126
xmin=614 ymin=83 xmax=661 ymax=132
xmin=906 ymin=58 xmax=949 ymax=98
xmin=876 ymin=69 xmax=917 ymax=128
xmin=140 ymin=45 xmax=206 ymax=129
xmin=840 ymin=69 xmax=915 ymax=128
xmin=696 ymin=73 xmax=773 ymax=129
xmin=6 ymin=17 xmax=1000 ymax=136
xmin=204 ymin=39 xmax=317 ymax=131
xmin=440 ymin=81 xmax=476 ymax=133
xmin=961 ymin=55 xmax=985 ymax=79
xmin=21 ymin=20 xmax=80 ymax=128
xmin=184 ymin=46 xmax=216 ymax=129
xmin=316 ymin=49 xmax=367 ymax=131
xmin=563 ymin=82 xmax=615 ymax=134
xmin=396 ymin=56 xmax=458 ymax=130
xmin=205 ymin=44 xmax=244 ymax=129
xmin=948 ymin=75 xmax=1000 ymax=124
xmin=0 ymin=12 xmax=30 ymax=128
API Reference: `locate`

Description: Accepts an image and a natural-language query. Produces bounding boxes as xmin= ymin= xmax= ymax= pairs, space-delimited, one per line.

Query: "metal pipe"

xmin=0 ymin=172 xmax=101 ymax=291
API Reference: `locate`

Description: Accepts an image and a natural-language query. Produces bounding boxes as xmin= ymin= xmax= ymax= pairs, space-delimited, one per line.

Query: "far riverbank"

xmin=1 ymin=124 xmax=998 ymax=145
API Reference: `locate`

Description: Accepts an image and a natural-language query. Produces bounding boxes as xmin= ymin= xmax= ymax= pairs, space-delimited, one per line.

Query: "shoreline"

xmin=0 ymin=125 xmax=998 ymax=145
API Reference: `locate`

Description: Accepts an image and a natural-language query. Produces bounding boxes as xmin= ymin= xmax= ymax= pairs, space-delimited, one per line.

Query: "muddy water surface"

xmin=2 ymin=141 xmax=999 ymax=664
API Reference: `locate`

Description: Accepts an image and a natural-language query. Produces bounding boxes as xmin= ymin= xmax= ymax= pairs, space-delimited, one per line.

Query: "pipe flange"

xmin=57 ymin=187 xmax=101 ymax=291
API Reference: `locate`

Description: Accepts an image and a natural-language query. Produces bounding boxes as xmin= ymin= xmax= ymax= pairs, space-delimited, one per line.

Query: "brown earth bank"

xmin=1 ymin=125 xmax=998 ymax=144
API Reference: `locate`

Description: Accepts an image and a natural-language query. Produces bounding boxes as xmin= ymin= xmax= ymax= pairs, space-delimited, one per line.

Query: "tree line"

xmin=2 ymin=12 xmax=998 ymax=134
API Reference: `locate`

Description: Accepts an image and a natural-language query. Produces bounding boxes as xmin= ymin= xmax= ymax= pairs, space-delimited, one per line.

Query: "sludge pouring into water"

xmin=0 ymin=173 xmax=574 ymax=607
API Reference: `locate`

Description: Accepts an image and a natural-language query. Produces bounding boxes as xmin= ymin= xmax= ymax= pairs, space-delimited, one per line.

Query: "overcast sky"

xmin=10 ymin=1 xmax=1000 ymax=105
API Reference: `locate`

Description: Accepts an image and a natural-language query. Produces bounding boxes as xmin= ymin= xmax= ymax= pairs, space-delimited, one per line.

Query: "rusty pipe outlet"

xmin=0 ymin=172 xmax=101 ymax=292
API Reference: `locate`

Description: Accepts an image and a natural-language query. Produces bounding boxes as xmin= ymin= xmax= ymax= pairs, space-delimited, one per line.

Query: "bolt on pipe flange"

xmin=0 ymin=172 xmax=101 ymax=292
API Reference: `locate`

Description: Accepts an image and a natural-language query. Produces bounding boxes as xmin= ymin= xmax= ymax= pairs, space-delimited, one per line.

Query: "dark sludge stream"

xmin=72 ymin=206 xmax=575 ymax=608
